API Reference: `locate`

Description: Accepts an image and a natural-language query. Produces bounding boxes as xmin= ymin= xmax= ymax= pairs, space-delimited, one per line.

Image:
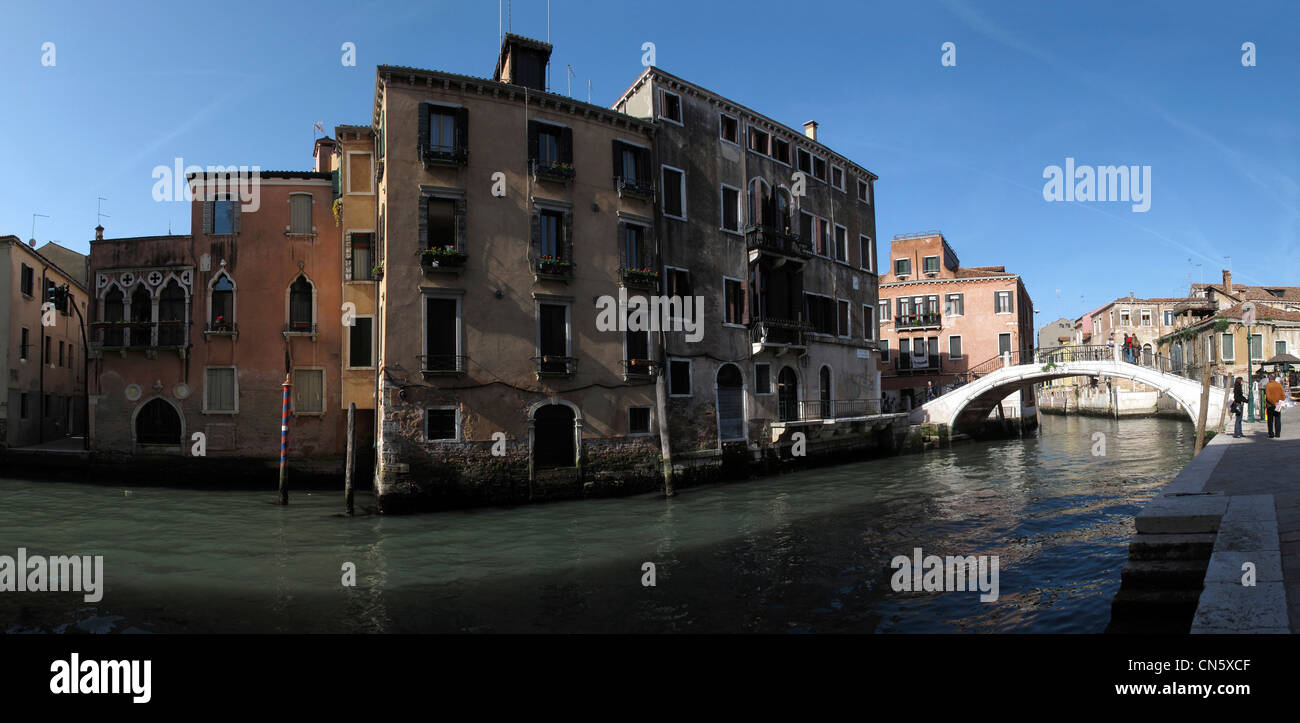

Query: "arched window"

xmin=210 ymin=274 xmax=235 ymax=330
xmin=129 ymin=286 xmax=152 ymax=347
xmin=158 ymin=280 xmax=186 ymax=346
xmin=289 ymin=275 xmax=314 ymax=330
xmin=747 ymin=178 xmax=771 ymax=227
xmin=777 ymin=366 xmax=798 ymax=422
xmin=774 ymin=188 xmax=792 ymax=234
xmin=103 ymin=286 xmax=125 ymax=346
xmin=1142 ymin=343 xmax=1153 ymax=366
xmin=819 ymin=365 xmax=833 ymax=418
xmin=716 ymin=363 xmax=745 ymax=441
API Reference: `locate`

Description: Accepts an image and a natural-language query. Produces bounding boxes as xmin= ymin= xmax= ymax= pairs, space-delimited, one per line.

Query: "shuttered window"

xmin=206 ymin=367 xmax=237 ymax=412
xmin=290 ymin=194 xmax=313 ymax=234
xmin=293 ymin=369 xmax=324 ymax=414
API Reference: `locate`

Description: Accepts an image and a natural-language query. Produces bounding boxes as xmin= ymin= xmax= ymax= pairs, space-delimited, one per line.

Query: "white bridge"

xmin=908 ymin=345 xmax=1227 ymax=431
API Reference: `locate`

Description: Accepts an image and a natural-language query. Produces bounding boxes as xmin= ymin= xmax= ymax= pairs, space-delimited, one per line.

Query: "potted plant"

xmin=620 ymin=266 xmax=660 ymax=285
xmin=537 ymin=254 xmax=573 ymax=275
xmin=211 ymin=315 xmax=231 ymax=332
xmin=419 ymin=246 xmax=468 ymax=268
xmin=370 ymin=263 xmax=384 ymax=280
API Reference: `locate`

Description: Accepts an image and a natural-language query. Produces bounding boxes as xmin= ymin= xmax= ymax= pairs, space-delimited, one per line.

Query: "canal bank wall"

xmin=1038 ymin=386 xmax=1186 ymax=419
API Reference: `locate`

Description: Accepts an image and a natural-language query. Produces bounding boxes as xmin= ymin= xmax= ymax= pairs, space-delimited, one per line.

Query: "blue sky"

xmin=3 ymin=0 xmax=1297 ymax=326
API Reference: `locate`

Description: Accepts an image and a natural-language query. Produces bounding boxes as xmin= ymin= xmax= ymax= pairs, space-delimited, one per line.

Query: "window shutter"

xmin=417 ymin=102 xmax=430 ymax=151
xmin=563 ymin=210 xmax=573 ymax=260
xmin=528 ymin=121 xmax=539 ymax=163
xmin=530 ymin=208 xmax=541 ymax=255
xmin=331 ymin=168 xmax=340 ymax=198
xmin=617 ymin=221 xmax=626 ymax=267
xmin=417 ymin=195 xmax=429 ymax=249
xmin=638 ymin=147 xmax=650 ymax=183
xmin=611 ymin=140 xmax=623 ymax=180
xmin=455 ymin=198 xmax=467 ymax=252
xmin=231 ymin=199 xmax=241 ymax=234
xmin=455 ymin=107 xmax=469 ymax=151
xmin=203 ymin=200 xmax=213 ymax=235
xmin=560 ymin=127 xmax=573 ymax=164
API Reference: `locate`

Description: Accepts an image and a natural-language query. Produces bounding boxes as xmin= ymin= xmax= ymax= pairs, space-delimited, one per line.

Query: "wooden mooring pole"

xmin=1194 ymin=364 xmax=1212 ymax=454
xmin=277 ymin=375 xmax=292 ymax=505
xmin=345 ymin=402 xmax=356 ymax=515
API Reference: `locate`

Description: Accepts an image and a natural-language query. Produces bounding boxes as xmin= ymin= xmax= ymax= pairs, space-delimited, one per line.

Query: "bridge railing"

xmin=1034 ymin=345 xmax=1227 ymax=388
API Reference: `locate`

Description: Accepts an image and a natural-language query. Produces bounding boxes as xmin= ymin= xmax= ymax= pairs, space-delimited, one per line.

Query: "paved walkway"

xmin=1200 ymin=413 xmax=1300 ymax=631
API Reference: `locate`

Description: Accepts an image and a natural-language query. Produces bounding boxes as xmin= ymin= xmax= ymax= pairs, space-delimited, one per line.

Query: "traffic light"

xmin=45 ymin=283 xmax=69 ymax=313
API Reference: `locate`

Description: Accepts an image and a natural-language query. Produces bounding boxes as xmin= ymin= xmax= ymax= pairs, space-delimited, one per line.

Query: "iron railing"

xmin=776 ymin=398 xmax=884 ymax=422
xmin=420 ymin=354 xmax=468 ymax=375
xmin=750 ymin=316 xmax=811 ymax=347
xmin=894 ymin=312 xmax=942 ymax=330
xmin=533 ymin=355 xmax=578 ymax=377
xmin=744 ymin=225 xmax=811 ymax=257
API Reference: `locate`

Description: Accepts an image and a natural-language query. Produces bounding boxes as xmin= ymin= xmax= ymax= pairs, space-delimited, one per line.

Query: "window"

xmin=287 ymin=194 xmax=314 ymax=234
xmin=350 ymin=233 xmax=373 ymax=281
xmin=998 ymin=333 xmax=1012 ymax=356
xmin=812 ymin=156 xmax=827 ymax=181
xmin=857 ymin=179 xmax=870 ymax=203
xmin=625 ymin=327 xmax=650 ymax=366
xmin=995 ymin=291 xmax=1012 ymax=314
xmin=58 ymin=340 xmax=64 ymax=367
xmin=661 ymin=166 xmax=685 ymax=219
xmin=796 ymin=148 xmax=812 ymax=174
xmin=859 ymin=235 xmax=874 ymax=271
xmin=771 ymin=138 xmax=790 ymax=164
xmin=529 ymin=121 xmax=572 ymax=169
xmin=804 ymin=293 xmax=836 ymax=335
xmin=348 ymin=317 xmax=374 ymax=368
xmin=1277 ymin=340 xmax=1288 ymax=356
xmin=1163 ymin=310 xmax=1174 ymax=326
xmin=20 ymin=265 xmax=33 ymax=296
xmin=719 ymin=114 xmax=739 ymax=144
xmin=879 ymin=299 xmax=891 ymax=321
xmin=664 ymin=266 xmax=692 ymax=298
xmin=537 ymin=125 xmax=560 ymax=164
xmin=621 ymin=224 xmax=647 ymax=269
xmin=348 ymin=152 xmax=372 ymax=194
xmin=949 ymin=335 xmax=963 ymax=360
xmin=754 ymin=363 xmax=771 ymax=395
xmin=426 ymin=198 xmax=457 ymax=250
xmin=613 ymin=141 xmax=650 ymax=185
xmin=748 ymin=127 xmax=770 ymax=155
xmin=798 ymin=210 xmax=813 ymax=243
xmin=211 ymin=274 xmax=234 ymax=328
xmin=837 ymin=299 xmax=850 ymax=338
xmin=923 ymin=256 xmax=939 ymax=274
xmin=425 ymin=296 xmax=462 ymax=372
xmin=1141 ymin=309 xmax=1152 ymax=326
xmin=20 ymin=327 xmax=29 ymax=361
xmin=658 ymin=90 xmax=682 ymax=124
xmin=880 ymin=340 xmax=890 ymax=362
xmin=628 ymin=407 xmax=652 ymax=436
xmin=1110 ymin=310 xmax=1115 ymax=327
xmin=207 ymin=196 xmax=236 ymax=235
xmin=894 ymin=258 xmax=911 ymax=276
xmin=669 ymin=359 xmax=692 ymax=397
xmin=1221 ymin=332 xmax=1235 ymax=361
xmin=293 ymin=368 xmax=324 ymax=414
xmin=537 ymin=303 xmax=570 ymax=374
xmin=834 ymin=225 xmax=849 ymax=262
xmin=289 ymin=275 xmax=314 ymax=330
xmin=1249 ymin=333 xmax=1263 ymax=361
xmin=831 ymin=165 xmax=844 ymax=190
xmin=928 ymin=336 xmax=939 ymax=368
xmin=205 ymin=367 xmax=237 ymax=413
xmin=427 ymin=106 xmax=460 ymax=152
xmin=862 ymin=304 xmax=875 ymax=340
xmin=19 ymin=393 xmax=28 ymax=419
xmin=1120 ymin=310 xmax=1131 ymax=326
xmin=814 ymin=217 xmax=829 ymax=256
xmin=720 ymin=185 xmax=740 ymax=232
xmin=540 ymin=210 xmax=563 ymax=258
xmin=425 ymin=408 xmax=459 ymax=441
xmin=945 ymin=293 xmax=964 ymax=316
xmin=724 ymin=278 xmax=745 ymax=325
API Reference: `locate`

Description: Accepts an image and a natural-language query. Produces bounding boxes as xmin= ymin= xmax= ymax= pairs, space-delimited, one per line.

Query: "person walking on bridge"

xmin=1265 ymin=375 xmax=1285 ymax=438
xmin=1232 ymin=377 xmax=1247 ymax=437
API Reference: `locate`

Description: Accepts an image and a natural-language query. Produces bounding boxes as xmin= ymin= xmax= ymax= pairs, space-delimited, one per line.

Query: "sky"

xmin=2 ymin=0 xmax=1297 ymax=327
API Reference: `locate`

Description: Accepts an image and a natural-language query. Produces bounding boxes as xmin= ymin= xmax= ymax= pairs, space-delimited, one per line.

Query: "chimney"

xmin=803 ymin=120 xmax=819 ymax=141
xmin=313 ymin=137 xmax=336 ymax=173
xmin=1223 ymin=269 xmax=1233 ymax=294
xmin=95 ymin=224 xmax=104 ymax=242
xmin=493 ymin=33 xmax=552 ymax=92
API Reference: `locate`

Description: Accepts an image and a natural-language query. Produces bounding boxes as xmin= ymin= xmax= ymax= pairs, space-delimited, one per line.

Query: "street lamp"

xmin=1243 ymin=303 xmax=1257 ymax=423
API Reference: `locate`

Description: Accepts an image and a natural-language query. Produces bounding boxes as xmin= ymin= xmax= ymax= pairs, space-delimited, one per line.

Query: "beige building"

xmin=1 ymin=236 xmax=89 ymax=447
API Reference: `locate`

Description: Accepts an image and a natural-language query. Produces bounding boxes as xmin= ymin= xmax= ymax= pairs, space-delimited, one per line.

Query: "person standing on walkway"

xmin=1233 ymin=377 xmax=1247 ymax=437
xmin=1265 ymin=375 xmax=1285 ymax=438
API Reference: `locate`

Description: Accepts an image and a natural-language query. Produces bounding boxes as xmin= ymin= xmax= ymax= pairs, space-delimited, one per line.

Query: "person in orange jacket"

xmin=1265 ymin=375 xmax=1285 ymax=438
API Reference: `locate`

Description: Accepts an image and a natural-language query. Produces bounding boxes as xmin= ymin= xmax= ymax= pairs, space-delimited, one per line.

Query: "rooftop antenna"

xmin=31 ymin=213 xmax=49 ymax=242
xmin=587 ymin=78 xmax=592 ymax=104
xmin=97 ymin=197 xmax=110 ymax=228
xmin=567 ymin=64 xmax=575 ymax=97
xmin=547 ymin=0 xmax=550 ymax=43
xmin=312 ymin=121 xmax=324 ymax=139
xmin=498 ymin=0 xmax=502 ymax=44
xmin=508 ymin=0 xmax=511 ymax=33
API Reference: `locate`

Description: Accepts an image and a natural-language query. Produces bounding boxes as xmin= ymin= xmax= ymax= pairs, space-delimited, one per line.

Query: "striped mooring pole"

xmin=277 ymin=374 xmax=291 ymax=505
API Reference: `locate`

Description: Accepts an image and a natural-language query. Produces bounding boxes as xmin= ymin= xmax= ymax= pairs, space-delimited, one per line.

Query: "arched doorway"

xmin=818 ymin=365 xmax=832 ymax=418
xmin=716 ymin=364 xmax=745 ymax=441
xmin=533 ymin=404 xmax=576 ymax=468
xmin=136 ymin=398 xmax=182 ymax=445
xmin=1171 ymin=342 xmax=1184 ymax=373
xmin=1142 ymin=344 xmax=1153 ymax=366
xmin=777 ymin=366 xmax=798 ymax=421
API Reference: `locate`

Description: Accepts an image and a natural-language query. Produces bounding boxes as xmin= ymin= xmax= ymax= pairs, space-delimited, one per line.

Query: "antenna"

xmin=567 ymin=64 xmax=575 ymax=97
xmin=498 ymin=0 xmax=502 ymax=44
xmin=587 ymin=78 xmax=592 ymax=104
xmin=31 ymin=213 xmax=49 ymax=242
xmin=547 ymin=0 xmax=550 ymax=43
xmin=508 ymin=0 xmax=511 ymax=33
xmin=312 ymin=121 xmax=325 ymax=139
xmin=97 ymin=197 xmax=110 ymax=227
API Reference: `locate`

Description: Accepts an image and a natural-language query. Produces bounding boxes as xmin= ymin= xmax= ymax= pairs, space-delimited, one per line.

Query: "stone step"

xmin=1120 ymin=559 xmax=1208 ymax=589
xmin=1107 ymin=587 xmax=1201 ymax=633
xmin=1127 ymin=532 xmax=1217 ymax=561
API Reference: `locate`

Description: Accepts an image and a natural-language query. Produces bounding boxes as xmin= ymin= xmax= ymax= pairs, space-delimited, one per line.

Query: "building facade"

xmin=1 ymin=236 xmax=89 ymax=447
xmin=877 ymin=232 xmax=1034 ymax=413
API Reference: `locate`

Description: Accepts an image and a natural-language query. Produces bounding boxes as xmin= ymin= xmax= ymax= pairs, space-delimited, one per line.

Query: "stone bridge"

xmin=908 ymin=346 xmax=1228 ymax=433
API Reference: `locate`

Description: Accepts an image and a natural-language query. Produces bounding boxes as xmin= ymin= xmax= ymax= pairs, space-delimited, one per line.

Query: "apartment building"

xmin=612 ymin=67 xmax=882 ymax=464
xmin=88 ymin=165 xmax=346 ymax=472
xmin=1 ymin=236 xmax=89 ymax=447
xmin=878 ymin=231 xmax=1034 ymax=412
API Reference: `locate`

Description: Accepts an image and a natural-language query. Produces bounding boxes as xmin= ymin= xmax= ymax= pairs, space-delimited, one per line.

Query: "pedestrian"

xmin=1232 ymin=376 xmax=1246 ymax=437
xmin=1265 ymin=374 xmax=1285 ymax=438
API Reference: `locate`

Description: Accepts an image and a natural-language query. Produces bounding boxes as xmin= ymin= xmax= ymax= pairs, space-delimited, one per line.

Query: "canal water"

xmin=1 ymin=414 xmax=1196 ymax=634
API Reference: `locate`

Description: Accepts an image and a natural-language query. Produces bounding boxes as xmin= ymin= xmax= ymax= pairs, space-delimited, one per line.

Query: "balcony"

xmin=531 ymin=159 xmax=575 ymax=185
xmin=283 ymin=322 xmax=318 ymax=341
xmin=621 ymin=358 xmax=660 ymax=383
xmin=533 ymin=355 xmax=578 ymax=379
xmin=895 ymin=356 xmax=940 ymax=374
xmin=419 ymin=247 xmax=468 ymax=275
xmin=419 ymin=354 xmax=468 ymax=376
xmin=894 ymin=312 xmax=942 ymax=330
xmin=533 ymin=256 xmax=575 ymax=283
xmin=419 ymin=143 xmax=468 ymax=169
xmin=745 ymin=225 xmax=811 ymax=261
xmin=90 ymin=321 xmax=187 ymax=358
xmin=204 ymin=320 xmax=238 ymax=340
xmin=614 ymin=176 xmax=654 ymax=202
xmin=619 ymin=267 xmax=659 ymax=291
xmin=749 ymin=317 xmax=811 ymax=355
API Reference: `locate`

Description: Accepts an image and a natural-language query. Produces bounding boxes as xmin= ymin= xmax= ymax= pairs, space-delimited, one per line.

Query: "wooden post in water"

xmin=1194 ymin=364 xmax=1213 ymax=454
xmin=277 ymin=375 xmax=292 ymax=505
xmin=345 ymin=402 xmax=356 ymax=515
xmin=1216 ymin=382 xmax=1232 ymax=433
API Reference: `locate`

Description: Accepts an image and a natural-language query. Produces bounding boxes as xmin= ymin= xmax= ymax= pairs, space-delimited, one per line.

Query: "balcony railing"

xmin=619 ymin=267 xmax=659 ymax=290
xmin=531 ymin=159 xmax=575 ymax=184
xmin=533 ymin=355 xmax=578 ymax=378
xmin=419 ymin=143 xmax=468 ymax=168
xmin=91 ymin=320 xmax=164 ymax=348
xmin=419 ymin=354 xmax=468 ymax=375
xmin=894 ymin=312 xmax=942 ymax=330
xmin=745 ymin=225 xmax=811 ymax=258
xmin=776 ymin=398 xmax=884 ymax=423
xmin=749 ymin=317 xmax=811 ymax=348
xmin=895 ymin=356 xmax=940 ymax=373
xmin=621 ymin=358 xmax=660 ymax=381
xmin=614 ymin=176 xmax=654 ymax=201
